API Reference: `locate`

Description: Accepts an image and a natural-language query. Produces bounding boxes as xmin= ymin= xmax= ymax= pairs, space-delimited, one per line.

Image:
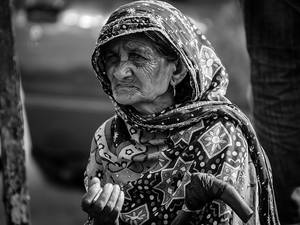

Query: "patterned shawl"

xmin=85 ymin=1 xmax=280 ymax=224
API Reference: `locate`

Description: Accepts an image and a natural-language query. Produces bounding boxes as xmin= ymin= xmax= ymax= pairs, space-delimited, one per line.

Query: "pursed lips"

xmin=114 ymin=83 xmax=138 ymax=91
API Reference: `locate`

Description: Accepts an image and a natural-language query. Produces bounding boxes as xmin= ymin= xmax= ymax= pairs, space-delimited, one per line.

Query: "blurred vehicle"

xmin=14 ymin=0 xmax=114 ymax=187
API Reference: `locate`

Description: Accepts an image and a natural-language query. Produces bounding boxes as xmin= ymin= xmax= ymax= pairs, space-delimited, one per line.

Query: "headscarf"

xmin=91 ymin=0 xmax=232 ymax=131
xmin=86 ymin=1 xmax=280 ymax=224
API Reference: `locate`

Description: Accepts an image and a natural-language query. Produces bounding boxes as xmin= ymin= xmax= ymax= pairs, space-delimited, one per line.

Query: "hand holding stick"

xmin=172 ymin=173 xmax=253 ymax=225
xmin=185 ymin=173 xmax=253 ymax=223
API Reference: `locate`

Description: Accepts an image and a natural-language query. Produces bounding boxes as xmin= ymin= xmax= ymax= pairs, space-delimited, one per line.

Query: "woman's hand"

xmin=185 ymin=173 xmax=226 ymax=210
xmin=81 ymin=177 xmax=124 ymax=225
xmin=185 ymin=173 xmax=253 ymax=223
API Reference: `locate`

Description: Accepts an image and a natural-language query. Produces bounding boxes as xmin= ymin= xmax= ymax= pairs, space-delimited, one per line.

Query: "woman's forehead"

xmin=103 ymin=33 xmax=156 ymax=52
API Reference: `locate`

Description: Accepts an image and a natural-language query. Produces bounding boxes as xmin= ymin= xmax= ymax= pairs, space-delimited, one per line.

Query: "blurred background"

xmin=0 ymin=0 xmax=250 ymax=224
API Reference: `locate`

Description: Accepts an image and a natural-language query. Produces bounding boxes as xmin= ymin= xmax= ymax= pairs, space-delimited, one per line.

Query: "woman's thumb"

xmin=88 ymin=176 xmax=101 ymax=189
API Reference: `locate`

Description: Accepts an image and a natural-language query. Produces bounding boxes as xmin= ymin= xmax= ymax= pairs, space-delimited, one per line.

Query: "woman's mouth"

xmin=114 ymin=83 xmax=138 ymax=92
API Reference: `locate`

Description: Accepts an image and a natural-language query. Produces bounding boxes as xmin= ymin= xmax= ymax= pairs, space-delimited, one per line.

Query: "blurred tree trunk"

xmin=0 ymin=0 xmax=31 ymax=224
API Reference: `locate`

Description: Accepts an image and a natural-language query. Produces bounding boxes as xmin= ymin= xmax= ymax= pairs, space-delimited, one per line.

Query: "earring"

xmin=171 ymin=81 xmax=176 ymax=97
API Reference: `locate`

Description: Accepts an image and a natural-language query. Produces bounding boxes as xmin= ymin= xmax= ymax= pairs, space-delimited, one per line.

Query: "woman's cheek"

xmin=137 ymin=60 xmax=160 ymax=81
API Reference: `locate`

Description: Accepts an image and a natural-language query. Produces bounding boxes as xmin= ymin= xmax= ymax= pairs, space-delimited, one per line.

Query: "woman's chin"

xmin=114 ymin=94 xmax=140 ymax=106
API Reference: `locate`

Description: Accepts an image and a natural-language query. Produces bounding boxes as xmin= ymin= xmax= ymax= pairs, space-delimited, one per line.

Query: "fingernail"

xmin=105 ymin=183 xmax=113 ymax=189
xmin=114 ymin=184 xmax=120 ymax=191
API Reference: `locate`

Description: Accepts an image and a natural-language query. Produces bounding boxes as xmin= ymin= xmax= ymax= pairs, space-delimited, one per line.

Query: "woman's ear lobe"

xmin=172 ymin=59 xmax=187 ymax=85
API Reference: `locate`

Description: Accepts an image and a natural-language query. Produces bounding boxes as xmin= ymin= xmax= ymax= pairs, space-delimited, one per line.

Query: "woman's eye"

xmin=105 ymin=54 xmax=119 ymax=63
xmin=130 ymin=53 xmax=146 ymax=60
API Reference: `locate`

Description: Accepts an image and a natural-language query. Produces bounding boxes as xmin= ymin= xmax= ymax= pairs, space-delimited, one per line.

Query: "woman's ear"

xmin=171 ymin=59 xmax=188 ymax=85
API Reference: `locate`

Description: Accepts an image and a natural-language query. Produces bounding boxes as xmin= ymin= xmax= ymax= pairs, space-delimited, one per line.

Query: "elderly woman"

xmin=81 ymin=1 xmax=280 ymax=225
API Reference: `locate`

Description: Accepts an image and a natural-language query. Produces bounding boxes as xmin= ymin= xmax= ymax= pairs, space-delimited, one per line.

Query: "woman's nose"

xmin=113 ymin=61 xmax=133 ymax=80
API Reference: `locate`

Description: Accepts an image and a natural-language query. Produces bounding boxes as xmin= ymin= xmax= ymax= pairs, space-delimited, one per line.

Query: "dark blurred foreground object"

xmin=171 ymin=173 xmax=253 ymax=225
xmin=0 ymin=0 xmax=31 ymax=224
xmin=242 ymin=0 xmax=300 ymax=224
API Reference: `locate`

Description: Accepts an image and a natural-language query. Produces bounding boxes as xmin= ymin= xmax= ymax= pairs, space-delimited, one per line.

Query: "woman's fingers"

xmin=93 ymin=183 xmax=114 ymax=211
xmin=109 ymin=189 xmax=125 ymax=220
xmin=185 ymin=173 xmax=226 ymax=210
xmin=81 ymin=176 xmax=125 ymax=223
xmin=105 ymin=185 xmax=121 ymax=213
xmin=81 ymin=177 xmax=102 ymax=212
xmin=185 ymin=173 xmax=253 ymax=222
xmin=185 ymin=184 xmax=202 ymax=210
xmin=115 ymin=189 xmax=125 ymax=212
xmin=92 ymin=184 xmax=125 ymax=223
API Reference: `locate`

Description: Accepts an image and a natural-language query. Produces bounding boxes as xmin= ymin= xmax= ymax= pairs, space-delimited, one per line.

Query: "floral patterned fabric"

xmin=85 ymin=1 xmax=280 ymax=224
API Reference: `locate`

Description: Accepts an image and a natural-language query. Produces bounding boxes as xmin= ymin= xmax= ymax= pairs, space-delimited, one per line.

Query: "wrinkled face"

xmin=103 ymin=34 xmax=176 ymax=107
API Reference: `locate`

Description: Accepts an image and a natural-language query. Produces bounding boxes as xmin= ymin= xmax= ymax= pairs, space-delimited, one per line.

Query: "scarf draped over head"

xmin=91 ymin=0 xmax=231 ymax=131
xmin=85 ymin=1 xmax=280 ymax=225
